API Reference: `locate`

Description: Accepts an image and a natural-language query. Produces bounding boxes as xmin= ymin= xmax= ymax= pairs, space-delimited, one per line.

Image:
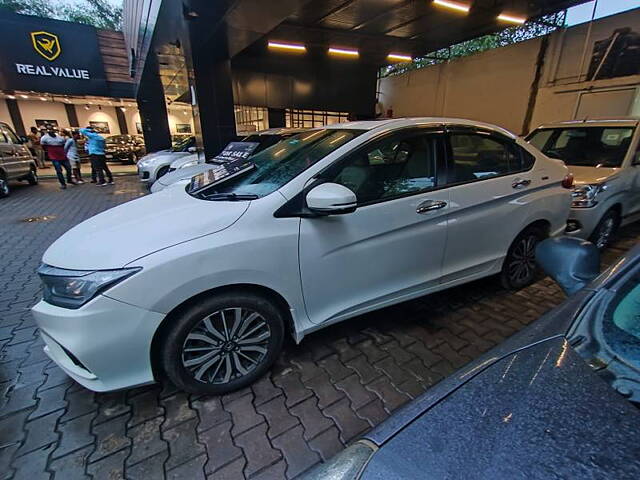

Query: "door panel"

xmin=0 ymin=126 xmax=27 ymax=178
xmin=440 ymin=130 xmax=537 ymax=283
xmin=299 ymin=130 xmax=449 ymax=324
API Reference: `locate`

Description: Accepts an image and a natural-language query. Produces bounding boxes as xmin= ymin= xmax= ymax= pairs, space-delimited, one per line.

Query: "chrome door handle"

xmin=416 ymin=200 xmax=447 ymax=214
xmin=512 ymin=179 xmax=531 ymax=189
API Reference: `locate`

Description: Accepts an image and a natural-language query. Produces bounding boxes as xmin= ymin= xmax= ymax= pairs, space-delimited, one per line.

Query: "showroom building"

xmin=0 ymin=11 xmax=195 ymax=142
xmin=122 ymin=0 xmax=590 ymax=158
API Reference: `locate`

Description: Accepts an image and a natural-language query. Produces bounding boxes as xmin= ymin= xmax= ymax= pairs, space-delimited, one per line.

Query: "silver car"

xmin=0 ymin=122 xmax=38 ymax=198
xmin=136 ymin=136 xmax=196 ymax=185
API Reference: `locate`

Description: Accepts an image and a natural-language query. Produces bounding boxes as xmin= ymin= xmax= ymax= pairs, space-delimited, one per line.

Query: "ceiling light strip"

xmin=497 ymin=13 xmax=527 ymax=24
xmin=328 ymin=47 xmax=359 ymax=56
xmin=387 ymin=53 xmax=413 ymax=62
xmin=433 ymin=0 xmax=470 ymax=13
xmin=268 ymin=41 xmax=306 ymax=52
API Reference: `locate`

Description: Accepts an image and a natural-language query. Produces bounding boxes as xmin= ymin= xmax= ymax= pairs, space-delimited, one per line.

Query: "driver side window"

xmin=327 ymin=133 xmax=438 ymax=205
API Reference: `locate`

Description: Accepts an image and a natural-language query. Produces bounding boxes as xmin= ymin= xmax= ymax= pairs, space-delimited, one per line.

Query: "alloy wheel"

xmin=595 ymin=217 xmax=615 ymax=249
xmin=507 ymin=234 xmax=538 ymax=285
xmin=0 ymin=179 xmax=8 ymax=196
xmin=181 ymin=307 xmax=271 ymax=384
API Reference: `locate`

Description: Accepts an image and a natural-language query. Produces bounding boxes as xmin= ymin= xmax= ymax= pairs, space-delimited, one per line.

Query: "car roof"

xmin=324 ymin=117 xmax=518 ymax=139
xmin=533 ymin=117 xmax=640 ymax=129
xmin=250 ymin=128 xmax=308 ymax=136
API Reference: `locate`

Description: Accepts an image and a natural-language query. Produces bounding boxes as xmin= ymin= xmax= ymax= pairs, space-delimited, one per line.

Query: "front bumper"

xmin=565 ymin=206 xmax=603 ymax=240
xmin=31 ymin=295 xmax=165 ymax=392
xmin=137 ymin=165 xmax=152 ymax=183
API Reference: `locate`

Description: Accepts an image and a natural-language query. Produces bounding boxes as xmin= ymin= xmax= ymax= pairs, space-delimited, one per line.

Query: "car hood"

xmin=139 ymin=151 xmax=188 ymax=166
xmin=361 ymin=335 xmax=640 ymax=480
xmin=169 ymin=153 xmax=200 ymax=169
xmin=569 ymin=165 xmax=620 ymax=184
xmin=154 ymin=163 xmax=215 ymax=189
xmin=43 ymin=188 xmax=250 ymax=270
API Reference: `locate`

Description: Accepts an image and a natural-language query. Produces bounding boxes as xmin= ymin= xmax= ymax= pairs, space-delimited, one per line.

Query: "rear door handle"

xmin=512 ymin=179 xmax=531 ymax=189
xmin=416 ymin=200 xmax=447 ymax=214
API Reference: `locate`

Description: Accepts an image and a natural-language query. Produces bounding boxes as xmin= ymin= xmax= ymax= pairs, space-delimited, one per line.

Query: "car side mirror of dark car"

xmin=535 ymin=237 xmax=600 ymax=296
xmin=19 ymin=135 xmax=28 ymax=144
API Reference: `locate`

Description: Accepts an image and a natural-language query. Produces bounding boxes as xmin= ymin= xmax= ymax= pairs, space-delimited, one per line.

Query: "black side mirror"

xmin=536 ymin=237 xmax=600 ymax=296
xmin=19 ymin=136 xmax=29 ymax=144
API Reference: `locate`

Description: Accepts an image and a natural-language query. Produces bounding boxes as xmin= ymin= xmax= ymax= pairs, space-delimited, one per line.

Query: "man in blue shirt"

xmin=79 ymin=126 xmax=113 ymax=186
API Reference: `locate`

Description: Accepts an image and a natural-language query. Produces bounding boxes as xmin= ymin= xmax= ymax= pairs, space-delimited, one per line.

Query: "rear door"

xmin=440 ymin=127 xmax=538 ymax=284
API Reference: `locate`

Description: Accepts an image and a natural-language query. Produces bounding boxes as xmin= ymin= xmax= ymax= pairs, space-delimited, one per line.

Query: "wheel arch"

xmin=149 ymin=283 xmax=295 ymax=381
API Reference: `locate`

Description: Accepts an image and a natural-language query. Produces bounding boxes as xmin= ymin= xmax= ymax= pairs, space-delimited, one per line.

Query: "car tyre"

xmin=159 ymin=291 xmax=285 ymax=394
xmin=27 ymin=169 xmax=38 ymax=185
xmin=130 ymin=153 xmax=138 ymax=164
xmin=0 ymin=177 xmax=9 ymax=198
xmin=500 ymin=226 xmax=546 ymax=290
xmin=589 ymin=209 xmax=620 ymax=250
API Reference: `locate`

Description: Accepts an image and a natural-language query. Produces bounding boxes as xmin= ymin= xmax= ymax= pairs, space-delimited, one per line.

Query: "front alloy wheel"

xmin=160 ymin=292 xmax=285 ymax=394
xmin=182 ymin=308 xmax=271 ymax=384
xmin=0 ymin=178 xmax=9 ymax=198
xmin=589 ymin=209 xmax=619 ymax=250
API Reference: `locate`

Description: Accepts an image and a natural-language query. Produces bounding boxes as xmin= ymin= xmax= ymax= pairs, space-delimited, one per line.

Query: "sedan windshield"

xmin=193 ymin=129 xmax=363 ymax=199
xmin=527 ymin=126 xmax=635 ymax=168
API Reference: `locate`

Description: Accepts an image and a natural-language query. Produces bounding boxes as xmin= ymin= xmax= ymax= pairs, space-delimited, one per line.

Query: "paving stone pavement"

xmin=0 ymin=177 xmax=638 ymax=479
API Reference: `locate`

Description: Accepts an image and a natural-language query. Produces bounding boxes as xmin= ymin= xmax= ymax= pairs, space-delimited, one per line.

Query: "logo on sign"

xmin=30 ymin=31 xmax=61 ymax=61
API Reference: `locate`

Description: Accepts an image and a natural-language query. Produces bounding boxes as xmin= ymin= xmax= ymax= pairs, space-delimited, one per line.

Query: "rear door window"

xmin=448 ymin=132 xmax=520 ymax=184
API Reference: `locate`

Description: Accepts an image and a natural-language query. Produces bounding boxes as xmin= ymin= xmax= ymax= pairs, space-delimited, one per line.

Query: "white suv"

xmin=527 ymin=118 xmax=640 ymax=248
xmin=32 ymin=118 xmax=571 ymax=394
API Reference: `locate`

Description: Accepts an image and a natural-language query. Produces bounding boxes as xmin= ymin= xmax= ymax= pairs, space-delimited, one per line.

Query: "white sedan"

xmin=137 ymin=137 xmax=196 ymax=185
xmin=32 ymin=118 xmax=572 ymax=394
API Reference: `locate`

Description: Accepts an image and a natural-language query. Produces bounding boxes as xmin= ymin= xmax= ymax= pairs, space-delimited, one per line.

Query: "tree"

xmin=0 ymin=0 xmax=123 ymax=31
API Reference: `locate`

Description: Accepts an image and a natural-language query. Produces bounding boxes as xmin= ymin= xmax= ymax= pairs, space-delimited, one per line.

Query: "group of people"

xmin=27 ymin=125 xmax=114 ymax=190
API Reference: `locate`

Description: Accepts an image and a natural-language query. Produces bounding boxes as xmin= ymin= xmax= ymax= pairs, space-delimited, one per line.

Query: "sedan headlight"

xmin=571 ymin=183 xmax=607 ymax=208
xmin=179 ymin=160 xmax=199 ymax=169
xmin=37 ymin=265 xmax=141 ymax=309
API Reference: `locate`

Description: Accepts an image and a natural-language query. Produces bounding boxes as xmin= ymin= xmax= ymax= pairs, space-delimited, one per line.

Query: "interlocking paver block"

xmin=272 ymin=424 xmax=320 ymax=478
xmin=355 ymin=339 xmax=388 ymax=363
xmin=50 ymin=445 xmax=92 ymax=479
xmin=62 ymin=389 xmax=97 ymax=423
xmin=53 ymin=412 xmax=94 ymax=459
xmin=234 ymin=422 xmax=281 ymax=477
xmin=365 ymin=376 xmax=411 ymax=413
xmin=356 ymin=398 xmax=389 ymax=426
xmin=308 ymin=426 xmax=344 ymax=462
xmin=87 ymin=448 xmax=128 ymax=480
xmin=125 ymin=451 xmax=167 ymax=480
xmin=209 ymin=457 xmax=246 ymax=480
xmin=93 ymin=390 xmax=130 ymax=426
xmin=12 ymin=443 xmax=54 ymax=480
xmin=302 ymin=371 xmax=344 ymax=409
xmin=345 ymin=355 xmax=381 ymax=385
xmin=289 ymin=396 xmax=334 ymax=441
xmin=90 ymin=414 xmax=131 ymax=463
xmin=322 ymin=398 xmax=369 ymax=444
xmin=29 ymin=383 xmax=67 ymax=420
xmin=255 ymin=394 xmax=299 ymax=439
xmin=126 ymin=416 xmax=167 ymax=466
xmin=223 ymin=393 xmax=264 ymax=436
xmin=166 ymin=453 xmax=206 ymax=480
xmin=192 ymin=395 xmax=230 ymax=432
xmin=199 ymin=420 xmax=243 ymax=474
xmin=273 ymin=369 xmax=312 ymax=407
xmin=127 ymin=387 xmax=163 ymax=428
xmin=161 ymin=392 xmax=195 ymax=430
xmin=16 ymin=409 xmax=63 ymax=457
xmin=162 ymin=417 xmax=205 ymax=470
xmin=251 ymin=374 xmax=282 ymax=407
xmin=318 ymin=355 xmax=352 ymax=383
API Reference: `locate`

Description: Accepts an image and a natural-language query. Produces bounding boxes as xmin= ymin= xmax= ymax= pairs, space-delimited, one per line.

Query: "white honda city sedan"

xmin=32 ymin=118 xmax=572 ymax=394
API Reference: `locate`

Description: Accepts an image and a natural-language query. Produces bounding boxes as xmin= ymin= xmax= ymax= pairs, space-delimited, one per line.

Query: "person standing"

xmin=27 ymin=126 xmax=45 ymax=168
xmin=79 ymin=126 xmax=113 ymax=186
xmin=65 ymin=131 xmax=84 ymax=184
xmin=40 ymin=126 xmax=76 ymax=189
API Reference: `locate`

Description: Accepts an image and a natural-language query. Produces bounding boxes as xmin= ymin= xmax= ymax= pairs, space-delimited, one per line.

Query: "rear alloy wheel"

xmin=160 ymin=292 xmax=284 ymax=394
xmin=589 ymin=209 xmax=619 ymax=250
xmin=130 ymin=153 xmax=138 ymax=164
xmin=0 ymin=177 xmax=9 ymax=198
xmin=501 ymin=227 xmax=545 ymax=290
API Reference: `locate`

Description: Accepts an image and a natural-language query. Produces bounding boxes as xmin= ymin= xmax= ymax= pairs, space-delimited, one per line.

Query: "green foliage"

xmin=0 ymin=0 xmax=122 ymax=31
xmin=382 ymin=12 xmax=566 ymax=77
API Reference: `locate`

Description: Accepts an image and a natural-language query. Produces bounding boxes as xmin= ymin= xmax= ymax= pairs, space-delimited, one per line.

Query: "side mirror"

xmin=535 ymin=237 xmax=600 ymax=296
xmin=19 ymin=135 xmax=29 ymax=144
xmin=306 ymin=183 xmax=357 ymax=215
xmin=188 ymin=146 xmax=197 ymax=153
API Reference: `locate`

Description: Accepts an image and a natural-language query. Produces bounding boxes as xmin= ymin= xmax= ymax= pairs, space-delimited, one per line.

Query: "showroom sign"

xmin=0 ymin=13 xmax=108 ymax=96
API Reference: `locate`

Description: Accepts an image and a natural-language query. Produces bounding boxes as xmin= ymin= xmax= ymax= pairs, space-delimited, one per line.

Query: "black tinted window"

xmin=327 ymin=133 xmax=438 ymax=204
xmin=449 ymin=133 xmax=519 ymax=183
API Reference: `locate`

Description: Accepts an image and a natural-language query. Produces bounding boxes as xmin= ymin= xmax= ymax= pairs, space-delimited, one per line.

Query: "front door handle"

xmin=416 ymin=200 xmax=447 ymax=214
xmin=512 ymin=178 xmax=531 ymax=189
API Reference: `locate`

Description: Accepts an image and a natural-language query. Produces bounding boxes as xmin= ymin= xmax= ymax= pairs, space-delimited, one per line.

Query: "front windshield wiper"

xmin=204 ymin=193 xmax=259 ymax=201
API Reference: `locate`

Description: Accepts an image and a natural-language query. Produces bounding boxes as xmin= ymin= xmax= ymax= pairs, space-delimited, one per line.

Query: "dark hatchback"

xmin=307 ymin=239 xmax=640 ymax=480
